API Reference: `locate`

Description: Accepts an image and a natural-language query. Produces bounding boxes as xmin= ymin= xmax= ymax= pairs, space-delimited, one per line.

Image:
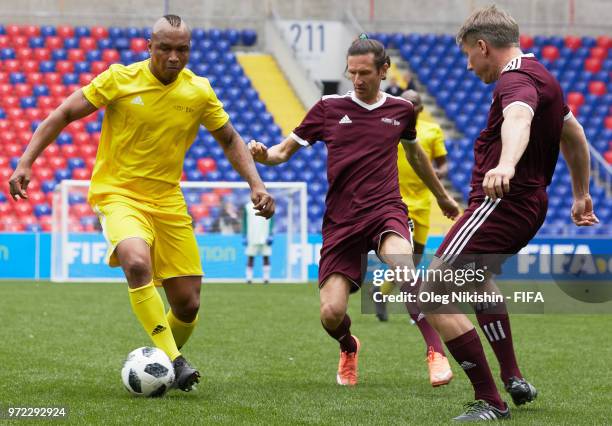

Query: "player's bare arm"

xmin=560 ymin=114 xmax=599 ymax=226
xmin=9 ymin=89 xmax=98 ymax=201
xmin=401 ymin=139 xmax=459 ymax=219
xmin=248 ymin=136 xmax=302 ymax=166
xmin=483 ymin=104 xmax=533 ymax=200
xmin=211 ymin=121 xmax=275 ymax=218
xmin=433 ymin=156 xmax=448 ymax=179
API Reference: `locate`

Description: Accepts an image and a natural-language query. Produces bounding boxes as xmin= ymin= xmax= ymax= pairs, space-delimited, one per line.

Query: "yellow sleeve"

xmin=431 ymin=126 xmax=447 ymax=158
xmin=81 ymin=65 xmax=121 ymax=108
xmin=200 ymin=84 xmax=230 ymax=131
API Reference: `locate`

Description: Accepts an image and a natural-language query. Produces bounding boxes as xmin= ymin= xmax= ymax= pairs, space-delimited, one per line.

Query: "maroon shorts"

xmin=435 ymin=191 xmax=547 ymax=274
xmin=318 ymin=212 xmax=413 ymax=292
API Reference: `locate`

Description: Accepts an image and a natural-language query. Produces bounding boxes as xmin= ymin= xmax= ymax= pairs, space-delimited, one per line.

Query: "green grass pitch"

xmin=0 ymin=281 xmax=610 ymax=425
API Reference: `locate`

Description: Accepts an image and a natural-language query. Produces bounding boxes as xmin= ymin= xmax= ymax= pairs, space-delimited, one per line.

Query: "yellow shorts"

xmin=409 ymin=208 xmax=431 ymax=246
xmin=91 ymin=194 xmax=203 ymax=284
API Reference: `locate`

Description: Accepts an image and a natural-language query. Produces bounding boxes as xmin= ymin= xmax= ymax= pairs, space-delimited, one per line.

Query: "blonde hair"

xmin=456 ymin=5 xmax=519 ymax=47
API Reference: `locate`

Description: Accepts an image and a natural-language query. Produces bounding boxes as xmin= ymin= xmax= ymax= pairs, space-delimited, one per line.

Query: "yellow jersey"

xmin=397 ymin=118 xmax=447 ymax=211
xmin=82 ymin=60 xmax=229 ymax=204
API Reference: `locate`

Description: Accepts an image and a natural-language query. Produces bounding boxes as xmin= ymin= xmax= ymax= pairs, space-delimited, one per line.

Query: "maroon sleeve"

xmin=401 ymin=101 xmax=417 ymax=141
xmin=497 ymin=71 xmax=538 ymax=115
xmin=291 ymin=99 xmax=325 ymax=146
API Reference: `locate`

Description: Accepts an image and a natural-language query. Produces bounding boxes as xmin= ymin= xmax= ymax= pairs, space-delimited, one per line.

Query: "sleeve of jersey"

xmin=81 ymin=66 xmax=120 ymax=108
xmin=200 ymin=84 xmax=230 ymax=131
xmin=498 ymin=72 xmax=538 ymax=117
xmin=400 ymin=101 xmax=417 ymax=143
xmin=562 ymin=103 xmax=573 ymax=121
xmin=290 ymin=99 xmax=325 ymax=146
xmin=431 ymin=126 xmax=447 ymax=158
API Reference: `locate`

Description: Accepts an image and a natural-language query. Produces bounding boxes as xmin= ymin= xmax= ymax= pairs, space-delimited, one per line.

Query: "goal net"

xmin=51 ymin=180 xmax=308 ymax=283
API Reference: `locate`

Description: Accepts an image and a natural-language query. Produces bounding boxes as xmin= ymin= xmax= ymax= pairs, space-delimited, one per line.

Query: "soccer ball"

xmin=121 ymin=347 xmax=175 ymax=397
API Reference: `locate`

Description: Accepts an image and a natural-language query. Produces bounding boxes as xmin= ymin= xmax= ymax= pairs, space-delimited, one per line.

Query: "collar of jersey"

xmin=143 ymin=59 xmax=182 ymax=88
xmin=349 ymin=91 xmax=388 ymax=111
xmin=501 ymin=52 xmax=535 ymax=72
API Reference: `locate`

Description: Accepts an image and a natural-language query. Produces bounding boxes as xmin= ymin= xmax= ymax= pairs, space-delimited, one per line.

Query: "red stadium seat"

xmin=541 ymin=45 xmax=560 ymax=61
xmin=0 ymin=203 xmax=13 ymax=215
xmin=26 ymin=72 xmax=44 ymax=85
xmin=3 ymin=222 xmax=25 ymax=232
xmin=0 ymin=83 xmax=12 ymax=96
xmin=2 ymin=59 xmax=21 ymax=73
xmin=17 ymin=130 xmax=32 ymax=145
xmin=42 ymin=144 xmax=60 ymax=157
xmin=67 ymin=49 xmax=85 ymax=62
xmin=28 ymin=190 xmax=46 ymax=204
xmin=48 ymin=156 xmax=67 ymax=169
xmin=590 ymin=47 xmax=608 ymax=60
xmin=45 ymin=36 xmax=63 ymax=50
xmin=79 ymin=72 xmax=94 ymax=86
xmin=197 ymin=158 xmax=217 ymax=174
xmin=20 ymin=215 xmax=38 ymax=228
xmin=584 ymin=58 xmax=602 ymax=73
xmin=22 ymin=60 xmax=39 ymax=73
xmin=0 ymin=71 xmax=7 ymax=84
xmin=33 ymin=48 xmax=51 ymax=61
xmin=14 ymin=83 xmax=32 ymax=97
xmin=519 ymin=35 xmax=533 ymax=50
xmin=15 ymin=47 xmax=33 ymax=60
xmin=33 ymin=156 xmax=48 ymax=168
xmin=12 ymin=35 xmax=29 ymax=48
xmin=564 ymin=35 xmax=581 ymax=50
xmin=34 ymin=167 xmax=54 ymax=181
xmin=79 ymin=37 xmax=97 ymax=51
xmin=72 ymin=131 xmax=90 ymax=145
xmin=57 ymin=25 xmax=75 ymax=39
xmin=61 ymin=144 xmax=79 ymax=158
xmin=605 ymin=151 xmax=612 ymax=164
xmin=90 ymin=132 xmax=101 ymax=145
xmin=44 ymin=73 xmax=62 ymax=86
xmin=0 ymin=35 xmax=9 ymax=48
xmin=56 ymin=60 xmax=74 ymax=74
xmin=85 ymin=157 xmax=96 ymax=169
xmin=72 ymin=168 xmax=91 ymax=180
xmin=26 ymin=178 xmax=40 ymax=192
xmin=6 ymin=24 xmax=20 ymax=37
xmin=588 ymin=81 xmax=607 ymax=96
xmin=6 ymin=108 xmax=22 ymax=120
xmin=13 ymin=119 xmax=30 ymax=132
xmin=605 ymin=116 xmax=612 ymax=129
xmin=49 ymin=84 xmax=67 ymax=97
xmin=24 ymin=108 xmax=44 ymax=121
xmin=130 ymin=38 xmax=148 ymax=52
xmin=189 ymin=204 xmax=209 ymax=220
xmin=66 ymin=84 xmax=80 ymax=94
xmin=73 ymin=203 xmax=93 ymax=217
xmin=0 ymin=120 xmax=11 ymax=131
xmin=201 ymin=192 xmax=220 ymax=206
xmin=102 ymin=49 xmax=120 ymax=64
xmin=14 ymin=202 xmax=33 ymax=216
xmin=0 ymin=156 xmax=7 ymax=167
xmin=3 ymin=142 xmax=21 ymax=156
xmin=79 ymin=144 xmax=97 ymax=158
xmin=90 ymin=26 xmax=109 ymax=40
xmin=597 ymin=35 xmax=612 ymax=50
xmin=23 ymin=25 xmax=40 ymax=38
xmin=0 ymin=167 xmax=14 ymax=180
xmin=37 ymin=95 xmax=55 ymax=109
xmin=66 ymin=121 xmax=85 ymax=135
xmin=90 ymin=61 xmax=109 ymax=75
xmin=40 ymin=215 xmax=53 ymax=232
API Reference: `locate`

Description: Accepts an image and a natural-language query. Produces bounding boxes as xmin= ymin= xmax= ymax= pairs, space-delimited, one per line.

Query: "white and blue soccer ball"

xmin=121 ymin=347 xmax=175 ymax=397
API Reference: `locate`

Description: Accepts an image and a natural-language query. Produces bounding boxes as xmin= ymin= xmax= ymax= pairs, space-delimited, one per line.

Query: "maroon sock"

xmin=322 ymin=314 xmax=357 ymax=353
xmin=475 ymin=302 xmax=522 ymax=384
xmin=446 ymin=328 xmax=505 ymax=410
xmin=400 ymin=281 xmax=445 ymax=355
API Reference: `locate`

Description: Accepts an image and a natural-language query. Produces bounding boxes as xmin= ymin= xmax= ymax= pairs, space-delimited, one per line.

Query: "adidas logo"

xmin=416 ymin=312 xmax=426 ymax=322
xmin=460 ymin=361 xmax=477 ymax=370
xmin=151 ymin=324 xmax=167 ymax=336
xmin=339 ymin=115 xmax=352 ymax=124
xmin=131 ymin=96 xmax=144 ymax=106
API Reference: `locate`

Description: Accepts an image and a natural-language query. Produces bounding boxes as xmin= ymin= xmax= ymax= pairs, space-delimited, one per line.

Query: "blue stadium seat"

xmin=68 ymin=158 xmax=85 ymax=170
xmin=29 ymin=37 xmax=45 ymax=48
xmin=40 ymin=25 xmax=56 ymax=37
xmin=55 ymin=169 xmax=72 ymax=181
xmin=74 ymin=26 xmax=90 ymax=38
xmin=97 ymin=39 xmax=113 ymax=50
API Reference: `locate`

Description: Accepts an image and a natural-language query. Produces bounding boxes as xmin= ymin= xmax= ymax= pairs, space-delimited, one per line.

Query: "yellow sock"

xmin=167 ymin=309 xmax=198 ymax=350
xmin=381 ymin=280 xmax=395 ymax=295
xmin=128 ymin=282 xmax=181 ymax=361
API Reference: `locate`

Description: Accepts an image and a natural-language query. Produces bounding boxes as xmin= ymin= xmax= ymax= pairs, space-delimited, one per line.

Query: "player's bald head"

xmin=151 ymin=14 xmax=191 ymax=39
xmin=401 ymin=90 xmax=423 ymax=114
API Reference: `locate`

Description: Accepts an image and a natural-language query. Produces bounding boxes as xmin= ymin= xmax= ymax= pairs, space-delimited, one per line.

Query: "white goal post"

xmin=51 ymin=180 xmax=308 ymax=283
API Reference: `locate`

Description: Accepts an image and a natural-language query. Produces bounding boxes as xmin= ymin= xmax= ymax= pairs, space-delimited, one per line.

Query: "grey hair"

xmin=456 ymin=5 xmax=519 ymax=48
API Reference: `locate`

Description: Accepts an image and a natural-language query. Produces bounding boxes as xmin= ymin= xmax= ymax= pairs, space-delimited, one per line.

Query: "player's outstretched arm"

xmin=560 ymin=114 xmax=599 ymax=226
xmin=401 ymin=139 xmax=460 ymax=219
xmin=248 ymin=136 xmax=302 ymax=166
xmin=483 ymin=104 xmax=533 ymax=200
xmin=9 ymin=89 xmax=98 ymax=200
xmin=211 ymin=121 xmax=275 ymax=218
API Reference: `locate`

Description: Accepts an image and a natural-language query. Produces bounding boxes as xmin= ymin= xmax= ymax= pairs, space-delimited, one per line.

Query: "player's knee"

xmin=320 ymin=302 xmax=345 ymax=327
xmin=174 ymin=297 xmax=200 ymax=322
xmin=122 ymin=256 xmax=151 ymax=284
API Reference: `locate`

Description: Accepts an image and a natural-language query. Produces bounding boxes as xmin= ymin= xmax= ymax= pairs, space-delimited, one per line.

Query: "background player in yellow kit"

xmin=8 ymin=15 xmax=275 ymax=392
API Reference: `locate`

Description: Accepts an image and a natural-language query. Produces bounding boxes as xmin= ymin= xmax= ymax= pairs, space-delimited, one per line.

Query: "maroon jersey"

xmin=291 ymin=91 xmax=417 ymax=231
xmin=471 ymin=54 xmax=570 ymax=199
